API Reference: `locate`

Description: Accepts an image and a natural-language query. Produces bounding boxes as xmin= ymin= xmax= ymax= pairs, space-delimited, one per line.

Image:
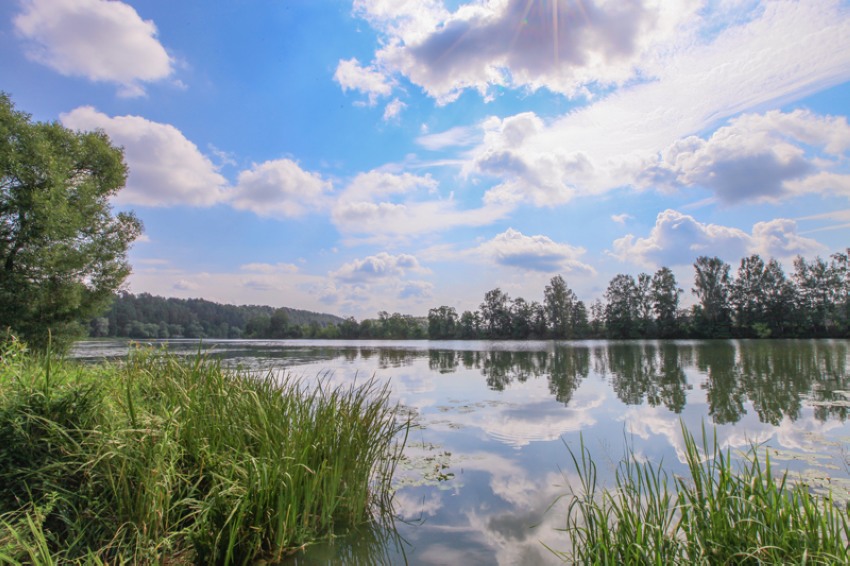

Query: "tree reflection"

xmin=429 ymin=350 xmax=460 ymax=374
xmin=546 ymin=346 xmax=590 ymax=405
xmin=594 ymin=342 xmax=688 ymax=413
xmin=697 ymin=341 xmax=746 ymax=424
xmin=350 ymin=341 xmax=850 ymax=425
xmin=692 ymin=340 xmax=850 ymax=425
xmin=479 ymin=351 xmax=547 ymax=390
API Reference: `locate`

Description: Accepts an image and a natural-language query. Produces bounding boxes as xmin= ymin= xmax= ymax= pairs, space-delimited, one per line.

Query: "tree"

xmin=761 ymin=259 xmax=795 ymax=337
xmin=0 ymin=94 xmax=142 ymax=349
xmin=794 ymin=255 xmax=840 ymax=336
xmin=480 ymin=288 xmax=511 ymax=338
xmin=730 ymin=254 xmax=767 ymax=337
xmin=692 ymin=256 xmax=732 ymax=338
xmin=428 ymin=306 xmax=458 ymax=339
xmin=544 ymin=275 xmax=577 ymax=339
xmin=268 ymin=308 xmax=290 ymax=338
xmin=651 ymin=267 xmax=681 ymax=338
xmin=605 ymin=274 xmax=637 ymax=339
xmin=634 ymin=273 xmax=654 ymax=337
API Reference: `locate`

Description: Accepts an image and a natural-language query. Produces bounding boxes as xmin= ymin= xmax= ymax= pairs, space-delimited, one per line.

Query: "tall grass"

xmin=0 ymin=338 xmax=407 ymax=564
xmin=553 ymin=424 xmax=850 ymax=564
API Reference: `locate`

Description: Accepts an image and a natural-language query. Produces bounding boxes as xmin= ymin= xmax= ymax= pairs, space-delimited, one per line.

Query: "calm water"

xmin=72 ymin=339 xmax=850 ymax=565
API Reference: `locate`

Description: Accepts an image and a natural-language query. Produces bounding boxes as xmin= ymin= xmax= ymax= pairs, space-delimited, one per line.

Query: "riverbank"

xmin=0 ymin=339 xmax=406 ymax=564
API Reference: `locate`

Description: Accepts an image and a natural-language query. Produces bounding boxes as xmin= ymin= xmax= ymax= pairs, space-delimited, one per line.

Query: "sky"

xmin=2 ymin=0 xmax=850 ymax=318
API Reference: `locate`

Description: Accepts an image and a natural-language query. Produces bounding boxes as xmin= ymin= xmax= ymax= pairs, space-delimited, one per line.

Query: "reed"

xmin=552 ymin=424 xmax=850 ymax=564
xmin=0 ymin=339 xmax=407 ymax=564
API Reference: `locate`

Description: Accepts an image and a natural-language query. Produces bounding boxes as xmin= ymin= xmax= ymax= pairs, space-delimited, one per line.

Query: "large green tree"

xmin=692 ymin=256 xmax=732 ymax=338
xmin=0 ymin=94 xmax=141 ymax=349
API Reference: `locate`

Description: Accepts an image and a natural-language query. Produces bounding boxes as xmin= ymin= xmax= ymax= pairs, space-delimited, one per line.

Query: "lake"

xmin=72 ymin=339 xmax=850 ymax=565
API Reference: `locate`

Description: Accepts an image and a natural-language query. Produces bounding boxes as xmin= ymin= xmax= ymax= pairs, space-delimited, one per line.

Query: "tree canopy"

xmin=0 ymin=94 xmax=141 ymax=350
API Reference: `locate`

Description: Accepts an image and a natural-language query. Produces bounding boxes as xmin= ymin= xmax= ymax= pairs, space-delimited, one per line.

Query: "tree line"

xmin=93 ymin=249 xmax=850 ymax=342
xmin=89 ymin=292 xmax=344 ymax=339
xmin=422 ymin=249 xmax=850 ymax=341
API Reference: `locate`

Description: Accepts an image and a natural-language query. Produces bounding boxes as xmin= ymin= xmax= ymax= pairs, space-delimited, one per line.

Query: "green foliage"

xmin=0 ymin=94 xmax=142 ymax=351
xmin=0 ymin=341 xmax=407 ymax=564
xmin=553 ymin=424 xmax=850 ymax=564
xmin=92 ymin=292 xmax=344 ymax=339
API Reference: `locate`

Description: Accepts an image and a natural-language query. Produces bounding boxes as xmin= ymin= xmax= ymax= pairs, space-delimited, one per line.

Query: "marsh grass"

xmin=0 ymin=338 xmax=407 ymax=564
xmin=552 ymin=425 xmax=850 ymax=565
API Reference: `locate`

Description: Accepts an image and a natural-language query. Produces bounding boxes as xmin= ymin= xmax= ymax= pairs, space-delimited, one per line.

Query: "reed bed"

xmin=553 ymin=425 xmax=850 ymax=565
xmin=0 ymin=338 xmax=407 ymax=565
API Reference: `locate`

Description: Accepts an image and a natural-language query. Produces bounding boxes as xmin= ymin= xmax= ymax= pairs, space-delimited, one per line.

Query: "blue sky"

xmin=3 ymin=0 xmax=850 ymax=318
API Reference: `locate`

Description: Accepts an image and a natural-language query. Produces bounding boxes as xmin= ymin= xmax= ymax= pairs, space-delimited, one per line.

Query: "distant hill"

xmin=88 ymin=292 xmax=345 ymax=339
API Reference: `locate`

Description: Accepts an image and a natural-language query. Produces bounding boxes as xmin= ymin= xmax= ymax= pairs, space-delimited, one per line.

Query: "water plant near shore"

xmin=0 ymin=339 xmax=407 ymax=564
xmin=552 ymin=425 xmax=850 ymax=564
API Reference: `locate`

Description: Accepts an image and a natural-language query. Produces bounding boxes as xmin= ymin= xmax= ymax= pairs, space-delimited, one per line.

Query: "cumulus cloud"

xmin=447 ymin=2 xmax=850 ymax=207
xmin=332 ymin=252 xmax=426 ymax=284
xmin=465 ymin=112 xmax=595 ymax=206
xmin=357 ymin=0 xmax=697 ymax=103
xmin=14 ymin=0 xmax=173 ymax=97
xmin=318 ymin=251 xmax=434 ymax=312
xmin=641 ymin=110 xmax=850 ymax=204
xmin=472 ymin=228 xmax=595 ymax=274
xmin=750 ymin=218 xmax=826 ymax=258
xmin=334 ymin=57 xmax=393 ymax=105
xmin=231 ymin=159 xmax=331 ymax=218
xmin=612 ymin=213 xmax=633 ymax=224
xmin=612 ymin=209 xmax=825 ymax=267
xmin=61 ymin=106 xmax=228 ymax=207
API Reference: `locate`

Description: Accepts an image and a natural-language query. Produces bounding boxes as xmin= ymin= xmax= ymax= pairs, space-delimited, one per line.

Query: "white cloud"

xmin=463 ymin=112 xmax=599 ymax=207
xmin=173 ymin=279 xmax=200 ymax=291
xmin=359 ymin=0 xmax=698 ymax=103
xmin=785 ymin=172 xmax=850 ymax=199
xmin=332 ymin=252 xmax=426 ymax=284
xmin=353 ymin=0 xmax=449 ymax=45
xmin=333 ymin=57 xmax=393 ymax=105
xmin=454 ymin=2 xmax=850 ymax=206
xmin=641 ymin=110 xmax=850 ymax=204
xmin=382 ymin=98 xmax=407 ymax=121
xmin=14 ymin=0 xmax=173 ymax=97
xmin=750 ymin=219 xmax=826 ymax=258
xmin=231 ymin=159 xmax=331 ymax=218
xmin=612 ymin=213 xmax=633 ymax=224
xmin=342 ymin=170 xmax=437 ymax=202
xmin=61 ymin=106 xmax=228 ymax=207
xmin=612 ymin=209 xmax=825 ymax=267
xmin=318 ymin=252 xmax=435 ymax=312
xmin=416 ymin=125 xmax=482 ymax=150
xmin=472 ymin=228 xmax=595 ymax=275
xmin=331 ymin=170 xmax=513 ymax=242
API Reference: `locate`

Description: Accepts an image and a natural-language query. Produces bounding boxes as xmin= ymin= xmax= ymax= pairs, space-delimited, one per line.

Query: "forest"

xmin=89 ymin=293 xmax=344 ymax=339
xmin=91 ymin=249 xmax=850 ymax=342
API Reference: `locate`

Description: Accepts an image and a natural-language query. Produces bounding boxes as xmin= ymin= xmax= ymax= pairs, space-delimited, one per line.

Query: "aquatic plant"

xmin=0 ymin=339 xmax=407 ymax=564
xmin=552 ymin=424 xmax=850 ymax=564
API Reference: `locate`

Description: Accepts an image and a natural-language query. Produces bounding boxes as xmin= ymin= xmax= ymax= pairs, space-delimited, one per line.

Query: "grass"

xmin=0 ymin=337 xmax=408 ymax=565
xmin=552 ymin=424 xmax=850 ymax=565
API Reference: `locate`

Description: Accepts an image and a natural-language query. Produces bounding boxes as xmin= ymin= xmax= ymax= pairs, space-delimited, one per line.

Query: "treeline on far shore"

xmin=91 ymin=248 xmax=850 ymax=341
xmin=89 ymin=293 xmax=345 ymax=340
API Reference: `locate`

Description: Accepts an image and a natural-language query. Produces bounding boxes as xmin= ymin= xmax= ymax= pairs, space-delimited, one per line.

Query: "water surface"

xmin=72 ymin=339 xmax=850 ymax=565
